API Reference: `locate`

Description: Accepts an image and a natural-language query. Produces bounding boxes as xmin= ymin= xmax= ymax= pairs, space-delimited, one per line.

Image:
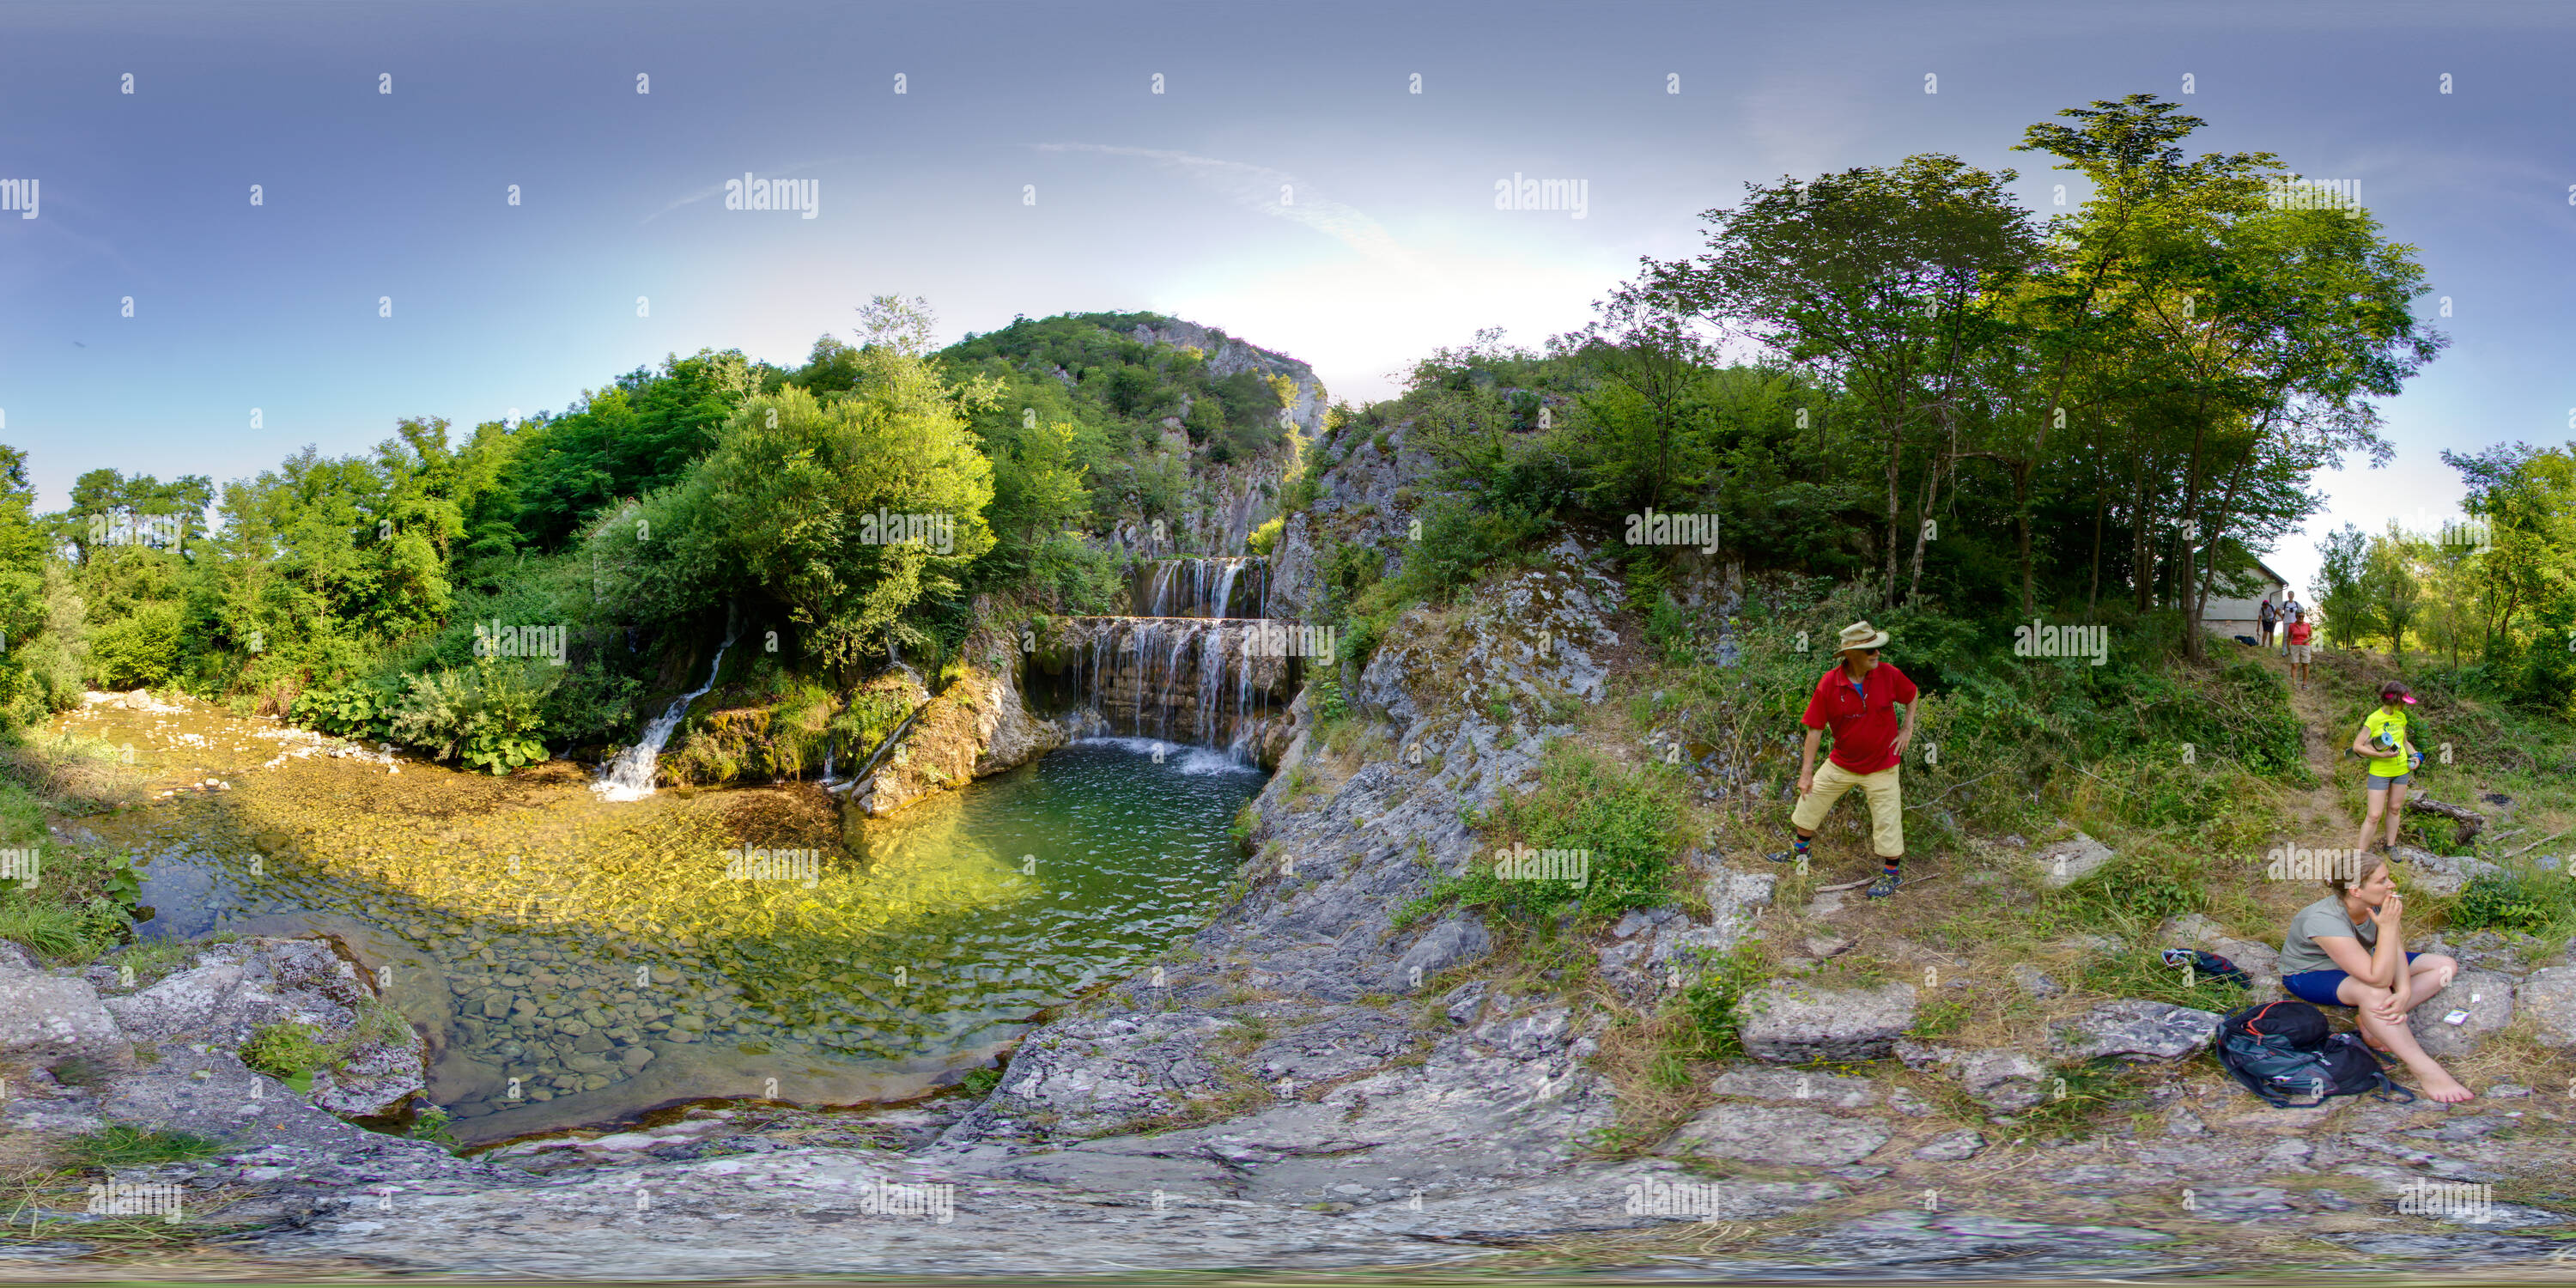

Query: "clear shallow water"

xmin=86 ymin=702 xmax=1259 ymax=1142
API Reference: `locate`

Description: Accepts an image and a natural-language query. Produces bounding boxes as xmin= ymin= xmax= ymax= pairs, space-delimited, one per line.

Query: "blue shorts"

xmin=2283 ymin=951 xmax=2421 ymax=1005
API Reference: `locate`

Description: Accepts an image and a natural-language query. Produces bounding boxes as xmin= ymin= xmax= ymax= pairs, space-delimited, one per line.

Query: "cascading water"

xmin=594 ymin=632 xmax=737 ymax=801
xmin=1024 ymin=556 xmax=1300 ymax=767
xmin=1127 ymin=556 xmax=1268 ymax=619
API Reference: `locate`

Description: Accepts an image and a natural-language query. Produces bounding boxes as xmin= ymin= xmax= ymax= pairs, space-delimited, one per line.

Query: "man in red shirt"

xmin=1767 ymin=620 xmax=1920 ymax=898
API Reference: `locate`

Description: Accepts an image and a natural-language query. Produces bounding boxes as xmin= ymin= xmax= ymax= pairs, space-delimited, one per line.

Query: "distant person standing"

xmin=2352 ymin=681 xmax=2421 ymax=857
xmin=2258 ymin=595 xmax=2279 ymax=650
xmin=1768 ymin=621 xmax=1919 ymax=899
xmin=2286 ymin=610 xmax=2315 ymax=687
xmin=2279 ymin=591 xmax=2301 ymax=654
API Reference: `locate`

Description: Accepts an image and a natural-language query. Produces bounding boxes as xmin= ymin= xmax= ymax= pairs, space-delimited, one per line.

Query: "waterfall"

xmin=1058 ymin=556 xmax=1296 ymax=766
xmin=594 ymin=633 xmax=736 ymax=801
xmin=1214 ymin=560 xmax=1245 ymax=620
xmin=1125 ymin=556 xmax=1271 ymax=619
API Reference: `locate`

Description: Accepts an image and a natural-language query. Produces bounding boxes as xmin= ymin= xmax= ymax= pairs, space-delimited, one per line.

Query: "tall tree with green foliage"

xmin=1650 ymin=153 xmax=2038 ymax=608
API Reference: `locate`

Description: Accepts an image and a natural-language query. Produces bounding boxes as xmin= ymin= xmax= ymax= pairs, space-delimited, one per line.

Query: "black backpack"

xmin=2215 ymin=1000 xmax=2414 ymax=1108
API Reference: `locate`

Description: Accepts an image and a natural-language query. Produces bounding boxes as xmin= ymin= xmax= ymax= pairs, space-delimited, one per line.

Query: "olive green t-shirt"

xmin=2278 ymin=894 xmax=2376 ymax=976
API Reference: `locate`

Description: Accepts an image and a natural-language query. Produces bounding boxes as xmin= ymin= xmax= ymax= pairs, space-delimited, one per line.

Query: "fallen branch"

xmin=1814 ymin=873 xmax=1946 ymax=893
xmin=2403 ymin=794 xmax=2486 ymax=846
xmin=2504 ymin=829 xmax=2571 ymax=860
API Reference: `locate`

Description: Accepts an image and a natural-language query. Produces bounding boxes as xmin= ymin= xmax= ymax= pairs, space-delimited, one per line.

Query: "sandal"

xmin=1865 ymin=872 xmax=1902 ymax=898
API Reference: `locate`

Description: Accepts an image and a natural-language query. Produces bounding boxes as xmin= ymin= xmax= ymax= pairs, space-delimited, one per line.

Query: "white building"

xmin=2202 ymin=557 xmax=2295 ymax=645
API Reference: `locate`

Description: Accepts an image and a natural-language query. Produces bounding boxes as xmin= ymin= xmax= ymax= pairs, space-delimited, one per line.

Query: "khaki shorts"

xmin=1791 ymin=760 xmax=1905 ymax=857
xmin=2287 ymin=644 xmax=2312 ymax=663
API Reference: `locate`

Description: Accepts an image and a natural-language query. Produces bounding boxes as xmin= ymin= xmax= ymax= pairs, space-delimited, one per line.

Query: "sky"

xmin=3 ymin=0 xmax=2572 ymax=598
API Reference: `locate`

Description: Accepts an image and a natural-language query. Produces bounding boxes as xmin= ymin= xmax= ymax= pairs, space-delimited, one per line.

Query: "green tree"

xmin=1650 ymin=153 xmax=2038 ymax=607
xmin=598 ymin=314 xmax=998 ymax=671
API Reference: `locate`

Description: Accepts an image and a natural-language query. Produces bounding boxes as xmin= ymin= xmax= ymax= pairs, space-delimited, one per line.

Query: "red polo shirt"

xmin=1802 ymin=661 xmax=1918 ymax=774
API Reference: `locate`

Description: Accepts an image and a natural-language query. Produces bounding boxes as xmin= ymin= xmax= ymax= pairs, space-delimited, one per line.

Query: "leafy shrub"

xmin=1246 ymin=516 xmax=1285 ymax=556
xmin=406 ymin=1106 xmax=464 ymax=1152
xmin=291 ymin=678 xmax=398 ymax=741
xmin=380 ymin=659 xmax=559 ymax=773
xmin=87 ymin=600 xmax=185 ymax=689
xmin=1671 ymin=940 xmax=1768 ymax=1059
xmin=2053 ymin=845 xmax=2211 ymax=928
xmin=2451 ymin=870 xmax=2576 ymax=935
xmin=241 ymin=1021 xmax=343 ymax=1090
xmin=1407 ymin=744 xmax=1685 ymax=927
xmin=1391 ymin=499 xmax=1550 ymax=607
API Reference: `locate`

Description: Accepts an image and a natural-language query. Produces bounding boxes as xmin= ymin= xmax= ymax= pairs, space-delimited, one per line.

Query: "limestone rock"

xmin=2051 ymin=999 xmax=2222 ymax=1062
xmin=1389 ymin=914 xmax=1490 ymax=993
xmin=2164 ymin=914 xmax=2285 ymax=997
xmin=1709 ymin=1066 xmax=1880 ymax=1109
xmin=1663 ymin=1103 xmax=1892 ymax=1166
xmin=1739 ymin=981 xmax=1917 ymax=1064
xmin=1959 ymin=1050 xmax=2049 ymax=1110
xmin=2009 ymin=963 xmax=2063 ymax=999
xmin=2408 ymin=969 xmax=2513 ymax=1059
xmin=1913 ymin=1128 xmax=1984 ymax=1161
xmin=2394 ymin=849 xmax=2501 ymax=896
xmin=0 ymin=967 xmax=127 ymax=1063
xmin=2518 ymin=966 xmax=2576 ymax=1048
xmin=847 ymin=656 xmax=1046 ymax=820
xmin=950 ymin=1011 xmax=1231 ymax=1139
xmin=312 ymin=1038 xmax=428 ymax=1118
xmin=1892 ymin=1038 xmax=1960 ymax=1072
xmin=1439 ymin=981 xmax=1487 ymax=1028
xmin=2036 ymin=831 xmax=2116 ymax=888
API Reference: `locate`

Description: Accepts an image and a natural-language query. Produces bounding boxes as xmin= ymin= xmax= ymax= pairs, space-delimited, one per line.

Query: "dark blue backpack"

xmin=2216 ymin=1000 xmax=2412 ymax=1108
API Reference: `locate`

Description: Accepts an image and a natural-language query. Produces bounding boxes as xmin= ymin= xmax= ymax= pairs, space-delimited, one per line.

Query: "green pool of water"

xmin=123 ymin=738 xmax=1261 ymax=1140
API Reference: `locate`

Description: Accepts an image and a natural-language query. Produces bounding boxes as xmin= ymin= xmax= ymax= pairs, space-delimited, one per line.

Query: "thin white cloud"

xmin=1034 ymin=143 xmax=1420 ymax=273
xmin=642 ymin=159 xmax=846 ymax=224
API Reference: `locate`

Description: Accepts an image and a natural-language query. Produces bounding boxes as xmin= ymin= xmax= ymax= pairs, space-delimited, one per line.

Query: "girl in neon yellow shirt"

xmin=2350 ymin=681 xmax=2420 ymax=856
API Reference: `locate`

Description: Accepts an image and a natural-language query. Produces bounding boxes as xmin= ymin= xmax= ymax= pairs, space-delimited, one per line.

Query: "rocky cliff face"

xmin=1123 ymin=319 xmax=1328 ymax=439
xmin=841 ymin=620 xmax=1062 ymax=825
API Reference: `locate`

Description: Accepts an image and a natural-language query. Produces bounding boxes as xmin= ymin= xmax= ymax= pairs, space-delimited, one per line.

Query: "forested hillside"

xmin=0 ymin=304 xmax=1321 ymax=772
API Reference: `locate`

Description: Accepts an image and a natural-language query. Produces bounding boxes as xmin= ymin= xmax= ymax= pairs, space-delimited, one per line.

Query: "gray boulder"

xmin=2009 ymin=963 xmax=2064 ymax=999
xmin=2166 ymin=914 xmax=2285 ymax=996
xmin=2051 ymin=999 xmax=2222 ymax=1062
xmin=2036 ymin=832 xmax=2116 ymax=888
xmin=1739 ymin=981 xmax=1917 ymax=1064
xmin=2409 ymin=969 xmax=2513 ymax=1059
xmin=1913 ymin=1128 xmax=1984 ymax=1161
xmin=1709 ymin=1066 xmax=1880 ymax=1109
xmin=2519 ymin=966 xmax=2576 ymax=1048
xmin=1959 ymin=1050 xmax=2050 ymax=1110
xmin=2393 ymin=849 xmax=2501 ymax=896
xmin=1388 ymin=914 xmax=1490 ymax=993
xmin=0 ymin=966 xmax=127 ymax=1063
xmin=1662 ymin=1103 xmax=1891 ymax=1166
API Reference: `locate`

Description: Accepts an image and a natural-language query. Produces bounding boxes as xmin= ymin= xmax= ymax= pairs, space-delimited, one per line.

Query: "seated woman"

xmin=2277 ymin=854 xmax=2471 ymax=1102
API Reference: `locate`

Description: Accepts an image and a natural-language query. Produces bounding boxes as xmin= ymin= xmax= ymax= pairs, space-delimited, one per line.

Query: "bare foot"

xmin=2420 ymin=1072 xmax=2475 ymax=1103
